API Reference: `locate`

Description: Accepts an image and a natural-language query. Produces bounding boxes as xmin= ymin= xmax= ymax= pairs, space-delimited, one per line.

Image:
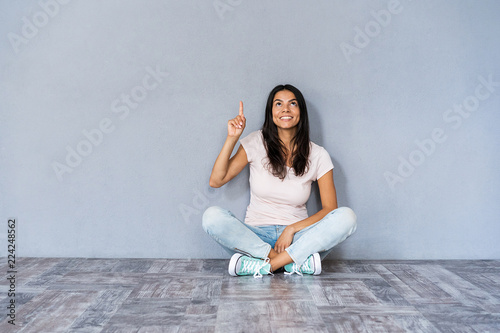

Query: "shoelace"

xmin=301 ymin=259 xmax=312 ymax=273
xmin=285 ymin=258 xmax=312 ymax=276
xmin=241 ymin=257 xmax=272 ymax=278
xmin=284 ymin=263 xmax=303 ymax=276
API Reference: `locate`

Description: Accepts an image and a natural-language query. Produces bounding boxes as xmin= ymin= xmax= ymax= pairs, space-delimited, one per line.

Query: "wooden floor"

xmin=0 ymin=258 xmax=499 ymax=332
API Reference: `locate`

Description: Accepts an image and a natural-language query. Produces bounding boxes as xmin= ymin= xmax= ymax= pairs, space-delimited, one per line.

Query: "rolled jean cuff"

xmin=284 ymin=247 xmax=302 ymax=266
xmin=255 ymin=243 xmax=272 ymax=260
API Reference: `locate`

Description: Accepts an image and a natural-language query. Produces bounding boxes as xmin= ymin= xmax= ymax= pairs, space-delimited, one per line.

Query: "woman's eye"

xmin=291 ymin=102 xmax=297 ymax=106
xmin=276 ymin=102 xmax=281 ymax=107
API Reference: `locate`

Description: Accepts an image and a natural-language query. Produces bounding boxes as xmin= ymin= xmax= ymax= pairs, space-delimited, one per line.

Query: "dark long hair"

xmin=262 ymin=84 xmax=310 ymax=180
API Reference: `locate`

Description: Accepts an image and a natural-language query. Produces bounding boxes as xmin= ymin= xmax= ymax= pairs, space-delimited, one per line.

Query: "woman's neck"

xmin=278 ymin=128 xmax=297 ymax=165
xmin=278 ymin=128 xmax=296 ymax=148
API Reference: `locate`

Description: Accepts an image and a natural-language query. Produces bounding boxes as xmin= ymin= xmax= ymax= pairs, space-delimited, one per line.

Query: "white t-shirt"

xmin=240 ymin=130 xmax=334 ymax=227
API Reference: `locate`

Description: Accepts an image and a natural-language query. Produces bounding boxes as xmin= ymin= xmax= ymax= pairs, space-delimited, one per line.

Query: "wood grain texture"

xmin=0 ymin=258 xmax=499 ymax=332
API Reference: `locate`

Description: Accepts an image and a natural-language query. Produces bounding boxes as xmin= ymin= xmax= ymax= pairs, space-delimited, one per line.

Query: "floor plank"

xmin=0 ymin=258 xmax=499 ymax=332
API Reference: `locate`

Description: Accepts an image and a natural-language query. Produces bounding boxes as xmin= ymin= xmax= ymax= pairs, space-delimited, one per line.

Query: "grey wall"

xmin=1 ymin=0 xmax=499 ymax=259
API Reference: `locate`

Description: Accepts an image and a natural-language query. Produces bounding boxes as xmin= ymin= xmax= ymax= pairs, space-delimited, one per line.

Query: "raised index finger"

xmin=239 ymin=101 xmax=244 ymax=117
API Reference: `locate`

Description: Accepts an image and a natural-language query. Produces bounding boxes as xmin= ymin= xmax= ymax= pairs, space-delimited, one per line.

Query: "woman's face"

xmin=272 ymin=90 xmax=300 ymax=132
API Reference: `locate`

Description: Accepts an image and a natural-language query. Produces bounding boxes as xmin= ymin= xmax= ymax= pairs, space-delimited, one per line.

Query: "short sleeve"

xmin=315 ymin=146 xmax=334 ymax=180
xmin=239 ymin=131 xmax=263 ymax=164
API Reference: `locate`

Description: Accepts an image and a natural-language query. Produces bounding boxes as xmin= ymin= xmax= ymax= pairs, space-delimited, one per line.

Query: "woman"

xmin=202 ymin=84 xmax=357 ymax=278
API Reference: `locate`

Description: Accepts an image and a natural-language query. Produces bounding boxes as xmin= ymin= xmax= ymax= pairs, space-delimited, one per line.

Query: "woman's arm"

xmin=273 ymin=169 xmax=338 ymax=253
xmin=209 ymin=101 xmax=249 ymax=188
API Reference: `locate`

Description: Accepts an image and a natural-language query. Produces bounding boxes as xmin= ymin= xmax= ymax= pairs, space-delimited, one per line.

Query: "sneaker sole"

xmin=228 ymin=253 xmax=243 ymax=276
xmin=312 ymin=253 xmax=321 ymax=275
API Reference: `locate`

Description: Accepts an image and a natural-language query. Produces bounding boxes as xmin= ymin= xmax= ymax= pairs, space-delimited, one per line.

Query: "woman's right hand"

xmin=227 ymin=101 xmax=246 ymax=138
xmin=210 ymin=101 xmax=248 ymax=188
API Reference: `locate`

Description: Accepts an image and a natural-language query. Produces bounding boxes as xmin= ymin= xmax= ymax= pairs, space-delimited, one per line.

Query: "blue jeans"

xmin=202 ymin=206 xmax=357 ymax=266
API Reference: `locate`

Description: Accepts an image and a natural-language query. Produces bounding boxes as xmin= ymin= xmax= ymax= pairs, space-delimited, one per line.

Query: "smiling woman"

xmin=273 ymin=90 xmax=300 ymax=127
xmin=263 ymin=85 xmax=309 ymax=180
xmin=202 ymin=84 xmax=357 ymax=278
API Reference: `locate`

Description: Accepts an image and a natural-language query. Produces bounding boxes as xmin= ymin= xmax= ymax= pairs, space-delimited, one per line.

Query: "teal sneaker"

xmin=284 ymin=253 xmax=321 ymax=276
xmin=228 ymin=253 xmax=272 ymax=278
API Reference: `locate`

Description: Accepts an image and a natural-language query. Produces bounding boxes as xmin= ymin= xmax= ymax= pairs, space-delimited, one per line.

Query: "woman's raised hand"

xmin=227 ymin=101 xmax=246 ymax=138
